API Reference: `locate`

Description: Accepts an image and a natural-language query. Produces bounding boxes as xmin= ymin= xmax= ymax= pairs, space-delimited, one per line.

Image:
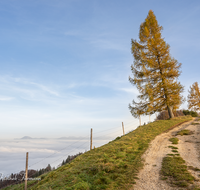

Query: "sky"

xmin=0 ymin=0 xmax=200 ymax=175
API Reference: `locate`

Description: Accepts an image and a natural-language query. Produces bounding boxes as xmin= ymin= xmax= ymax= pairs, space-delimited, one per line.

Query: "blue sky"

xmin=0 ymin=0 xmax=200 ymax=139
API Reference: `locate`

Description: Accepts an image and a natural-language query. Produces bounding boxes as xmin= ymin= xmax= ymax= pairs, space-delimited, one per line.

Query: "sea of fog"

xmin=0 ymin=136 xmax=115 ymax=177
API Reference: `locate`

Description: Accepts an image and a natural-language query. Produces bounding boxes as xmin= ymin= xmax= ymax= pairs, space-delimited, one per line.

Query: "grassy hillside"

xmin=3 ymin=116 xmax=192 ymax=190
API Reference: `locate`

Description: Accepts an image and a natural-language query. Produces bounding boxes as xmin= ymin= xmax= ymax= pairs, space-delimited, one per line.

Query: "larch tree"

xmin=129 ymin=10 xmax=184 ymax=118
xmin=187 ymin=82 xmax=200 ymax=111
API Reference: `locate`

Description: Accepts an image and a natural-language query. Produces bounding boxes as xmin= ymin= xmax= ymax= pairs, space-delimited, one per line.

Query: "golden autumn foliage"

xmin=129 ymin=10 xmax=184 ymax=118
xmin=187 ymin=82 xmax=200 ymax=111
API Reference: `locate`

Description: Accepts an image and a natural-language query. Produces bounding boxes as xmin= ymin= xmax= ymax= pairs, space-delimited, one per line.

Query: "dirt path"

xmin=132 ymin=118 xmax=200 ymax=190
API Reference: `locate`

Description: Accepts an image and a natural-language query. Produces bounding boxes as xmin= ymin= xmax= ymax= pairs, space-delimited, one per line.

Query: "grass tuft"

xmin=169 ymin=137 xmax=179 ymax=144
xmin=177 ymin=129 xmax=193 ymax=136
xmin=161 ymin=155 xmax=195 ymax=187
xmin=188 ymin=166 xmax=200 ymax=171
xmin=168 ymin=146 xmax=178 ymax=149
xmin=171 ymin=150 xmax=178 ymax=153
xmin=192 ymin=122 xmax=199 ymax=125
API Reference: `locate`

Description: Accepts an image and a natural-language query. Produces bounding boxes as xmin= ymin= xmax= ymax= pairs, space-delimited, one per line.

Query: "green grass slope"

xmin=3 ymin=116 xmax=192 ymax=190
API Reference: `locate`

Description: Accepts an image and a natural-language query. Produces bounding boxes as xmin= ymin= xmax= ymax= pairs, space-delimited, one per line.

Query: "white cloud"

xmin=30 ymin=82 xmax=59 ymax=96
xmin=13 ymin=77 xmax=59 ymax=96
xmin=0 ymin=75 xmax=60 ymax=100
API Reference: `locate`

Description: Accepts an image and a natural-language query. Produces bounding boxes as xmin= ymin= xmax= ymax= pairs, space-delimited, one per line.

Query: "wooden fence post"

xmin=122 ymin=122 xmax=125 ymax=135
xmin=25 ymin=152 xmax=28 ymax=190
xmin=139 ymin=115 xmax=141 ymax=126
xmin=90 ymin=128 xmax=93 ymax=150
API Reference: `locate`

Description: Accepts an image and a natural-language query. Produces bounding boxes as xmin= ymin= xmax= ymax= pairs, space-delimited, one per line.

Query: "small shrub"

xmin=190 ymin=111 xmax=198 ymax=117
xmin=183 ymin=110 xmax=198 ymax=117
xmin=183 ymin=110 xmax=190 ymax=115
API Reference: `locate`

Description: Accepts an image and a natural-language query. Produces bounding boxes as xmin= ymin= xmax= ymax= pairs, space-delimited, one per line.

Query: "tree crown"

xmin=129 ymin=10 xmax=184 ymax=118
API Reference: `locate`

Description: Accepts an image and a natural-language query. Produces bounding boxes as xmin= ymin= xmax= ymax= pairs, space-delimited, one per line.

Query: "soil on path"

xmin=132 ymin=118 xmax=200 ymax=190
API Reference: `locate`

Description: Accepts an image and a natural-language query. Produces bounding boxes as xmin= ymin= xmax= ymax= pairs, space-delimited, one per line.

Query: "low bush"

xmin=156 ymin=110 xmax=184 ymax=120
xmin=183 ymin=110 xmax=198 ymax=117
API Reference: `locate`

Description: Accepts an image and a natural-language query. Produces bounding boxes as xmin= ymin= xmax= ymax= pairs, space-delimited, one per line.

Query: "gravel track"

xmin=131 ymin=119 xmax=200 ymax=190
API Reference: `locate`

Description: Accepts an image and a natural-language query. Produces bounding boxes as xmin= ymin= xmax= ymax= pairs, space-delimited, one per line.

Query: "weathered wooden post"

xmin=90 ymin=128 xmax=93 ymax=150
xmin=25 ymin=152 xmax=28 ymax=190
xmin=122 ymin=122 xmax=125 ymax=135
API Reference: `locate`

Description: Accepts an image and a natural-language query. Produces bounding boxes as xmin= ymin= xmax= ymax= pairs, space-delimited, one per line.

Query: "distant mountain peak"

xmin=21 ymin=136 xmax=32 ymax=139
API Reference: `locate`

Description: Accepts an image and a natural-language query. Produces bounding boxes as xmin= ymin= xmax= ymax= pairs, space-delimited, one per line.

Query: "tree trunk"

xmin=167 ymin=106 xmax=174 ymax=118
